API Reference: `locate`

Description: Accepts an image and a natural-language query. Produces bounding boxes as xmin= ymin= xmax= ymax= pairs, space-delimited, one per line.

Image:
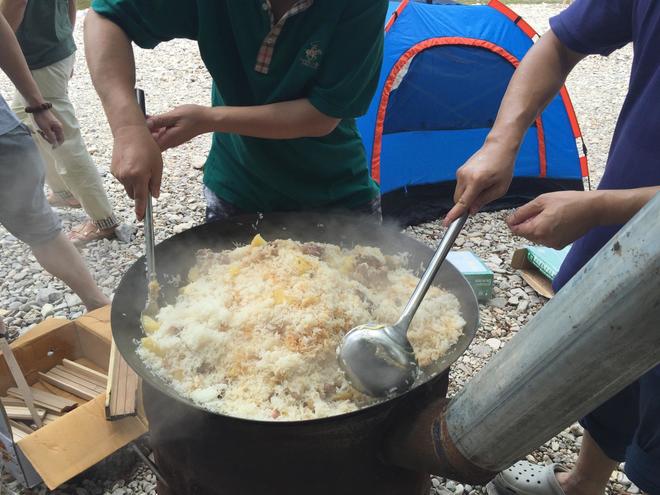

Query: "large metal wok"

xmin=111 ymin=212 xmax=479 ymax=495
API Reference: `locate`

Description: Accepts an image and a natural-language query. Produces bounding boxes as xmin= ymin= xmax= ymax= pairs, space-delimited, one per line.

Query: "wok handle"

xmin=383 ymin=397 xmax=496 ymax=485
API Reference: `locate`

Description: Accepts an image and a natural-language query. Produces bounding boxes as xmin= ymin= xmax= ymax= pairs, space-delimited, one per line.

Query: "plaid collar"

xmin=254 ymin=0 xmax=314 ymax=75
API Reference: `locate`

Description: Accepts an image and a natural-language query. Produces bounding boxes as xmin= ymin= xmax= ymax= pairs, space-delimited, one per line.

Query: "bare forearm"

xmin=84 ymin=11 xmax=146 ymax=134
xmin=68 ymin=0 xmax=76 ymax=29
xmin=208 ymin=99 xmax=340 ymax=139
xmin=486 ymin=31 xmax=585 ymax=153
xmin=0 ymin=14 xmax=45 ymax=105
xmin=0 ymin=0 xmax=27 ymax=31
xmin=594 ymin=187 xmax=660 ymax=226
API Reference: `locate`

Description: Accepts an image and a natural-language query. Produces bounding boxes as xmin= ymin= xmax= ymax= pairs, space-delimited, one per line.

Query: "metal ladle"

xmin=338 ymin=212 xmax=468 ymax=398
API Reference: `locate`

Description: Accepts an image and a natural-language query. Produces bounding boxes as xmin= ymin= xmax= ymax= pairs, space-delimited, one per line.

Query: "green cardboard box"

xmin=447 ymin=251 xmax=494 ymax=302
xmin=511 ymin=245 xmax=571 ymax=299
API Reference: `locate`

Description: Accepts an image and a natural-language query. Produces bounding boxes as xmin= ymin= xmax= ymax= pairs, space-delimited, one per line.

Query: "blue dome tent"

xmin=358 ymin=0 xmax=590 ymax=225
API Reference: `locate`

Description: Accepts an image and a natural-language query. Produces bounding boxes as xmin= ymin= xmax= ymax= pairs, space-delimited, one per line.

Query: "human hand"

xmin=146 ymin=104 xmax=213 ymax=151
xmin=111 ymin=125 xmax=163 ymax=220
xmin=506 ymin=191 xmax=603 ymax=249
xmin=443 ymin=142 xmax=517 ymax=226
xmin=33 ymin=109 xmax=64 ymax=148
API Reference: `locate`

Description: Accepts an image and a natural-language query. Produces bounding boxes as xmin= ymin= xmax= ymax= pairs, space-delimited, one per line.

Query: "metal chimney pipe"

xmin=385 ymin=193 xmax=660 ymax=483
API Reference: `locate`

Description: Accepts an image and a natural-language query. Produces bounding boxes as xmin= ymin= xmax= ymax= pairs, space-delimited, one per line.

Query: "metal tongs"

xmin=136 ymin=89 xmax=159 ymax=319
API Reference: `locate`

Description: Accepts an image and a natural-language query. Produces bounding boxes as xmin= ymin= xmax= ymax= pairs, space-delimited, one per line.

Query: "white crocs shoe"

xmin=487 ymin=461 xmax=570 ymax=495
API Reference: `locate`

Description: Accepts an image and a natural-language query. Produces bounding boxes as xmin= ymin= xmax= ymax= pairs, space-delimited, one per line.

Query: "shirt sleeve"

xmin=308 ymin=0 xmax=388 ymax=119
xmin=549 ymin=0 xmax=633 ymax=56
xmin=91 ymin=0 xmax=198 ymax=49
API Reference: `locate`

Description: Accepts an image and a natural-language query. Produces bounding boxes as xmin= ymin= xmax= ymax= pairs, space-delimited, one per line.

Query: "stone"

xmin=36 ymin=288 xmax=61 ymax=306
xmin=173 ymin=222 xmax=194 ymax=234
xmin=489 ymin=297 xmax=507 ymax=309
xmin=65 ymin=294 xmax=83 ymax=307
xmin=115 ymin=224 xmax=137 ymax=243
xmin=41 ymin=304 xmax=55 ymax=318
xmin=471 ymin=344 xmax=492 ymax=358
xmin=485 ymin=338 xmax=501 ymax=351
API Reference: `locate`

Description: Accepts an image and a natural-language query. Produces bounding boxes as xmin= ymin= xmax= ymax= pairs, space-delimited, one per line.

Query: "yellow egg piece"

xmin=251 ymin=234 xmax=267 ymax=247
xmin=141 ymin=337 xmax=165 ymax=357
xmin=141 ymin=315 xmax=160 ymax=335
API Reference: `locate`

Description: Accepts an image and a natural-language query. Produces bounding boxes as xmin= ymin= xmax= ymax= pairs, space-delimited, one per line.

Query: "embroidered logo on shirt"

xmin=301 ymin=42 xmax=323 ymax=69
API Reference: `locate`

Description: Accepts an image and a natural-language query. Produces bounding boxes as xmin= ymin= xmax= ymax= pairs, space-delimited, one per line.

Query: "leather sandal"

xmin=48 ymin=193 xmax=82 ymax=209
xmin=67 ymin=220 xmax=116 ymax=246
xmin=487 ymin=462 xmax=570 ymax=495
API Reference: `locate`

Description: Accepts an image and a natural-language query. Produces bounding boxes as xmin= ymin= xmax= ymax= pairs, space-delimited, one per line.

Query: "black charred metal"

xmin=144 ymin=373 xmax=449 ymax=495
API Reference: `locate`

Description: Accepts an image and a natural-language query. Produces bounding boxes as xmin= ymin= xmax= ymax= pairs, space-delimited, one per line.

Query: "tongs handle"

xmin=136 ymin=88 xmax=156 ymax=283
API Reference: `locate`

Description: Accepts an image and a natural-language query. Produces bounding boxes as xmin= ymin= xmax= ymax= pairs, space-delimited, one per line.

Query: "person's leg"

xmin=555 ymin=430 xmax=618 ymax=495
xmin=625 ymin=365 xmax=660 ymax=495
xmin=488 ymin=381 xmax=639 ymax=495
xmin=556 ymin=382 xmax=640 ymax=495
xmin=30 ymin=233 xmax=109 ymax=311
xmin=13 ymin=54 xmax=118 ymax=240
xmin=11 ymin=77 xmax=77 ymax=206
xmin=0 ymin=125 xmax=109 ymax=311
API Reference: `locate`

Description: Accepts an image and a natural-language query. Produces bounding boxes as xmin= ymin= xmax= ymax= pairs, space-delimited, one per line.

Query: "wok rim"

xmin=111 ymin=212 xmax=479 ymax=426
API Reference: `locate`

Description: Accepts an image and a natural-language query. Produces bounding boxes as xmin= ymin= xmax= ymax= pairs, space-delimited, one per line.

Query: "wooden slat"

xmin=10 ymin=425 xmax=28 ymax=441
xmin=105 ymin=341 xmax=139 ymax=420
xmin=36 ymin=380 xmax=84 ymax=405
xmin=38 ymin=372 xmax=98 ymax=401
xmin=41 ymin=413 xmax=61 ymax=425
xmin=9 ymin=419 xmax=34 ymax=435
xmin=1 ymin=396 xmax=25 ymax=407
xmin=49 ymin=367 xmax=106 ymax=394
xmin=5 ymin=406 xmax=46 ymax=422
xmin=0 ymin=334 xmax=43 ymax=428
xmin=7 ymin=386 xmax=77 ymax=413
xmin=61 ymin=359 xmax=108 ymax=386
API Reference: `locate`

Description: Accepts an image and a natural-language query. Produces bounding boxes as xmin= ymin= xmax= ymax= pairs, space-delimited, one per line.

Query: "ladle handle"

xmin=136 ymin=88 xmax=156 ymax=283
xmin=395 ymin=212 xmax=468 ymax=333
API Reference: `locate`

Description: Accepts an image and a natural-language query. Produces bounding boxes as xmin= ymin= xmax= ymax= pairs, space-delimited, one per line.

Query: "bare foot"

xmin=556 ymin=471 xmax=606 ymax=495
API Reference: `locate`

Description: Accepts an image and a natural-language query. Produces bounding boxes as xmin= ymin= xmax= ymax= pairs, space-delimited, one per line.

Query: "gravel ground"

xmin=0 ymin=4 xmax=635 ymax=494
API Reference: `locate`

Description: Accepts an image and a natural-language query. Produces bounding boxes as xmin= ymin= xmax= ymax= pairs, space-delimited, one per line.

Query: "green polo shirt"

xmin=16 ymin=0 xmax=76 ymax=70
xmin=91 ymin=0 xmax=387 ymax=212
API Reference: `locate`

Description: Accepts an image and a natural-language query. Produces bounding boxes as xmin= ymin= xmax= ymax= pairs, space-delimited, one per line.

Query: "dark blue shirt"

xmin=550 ymin=0 xmax=660 ymax=291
